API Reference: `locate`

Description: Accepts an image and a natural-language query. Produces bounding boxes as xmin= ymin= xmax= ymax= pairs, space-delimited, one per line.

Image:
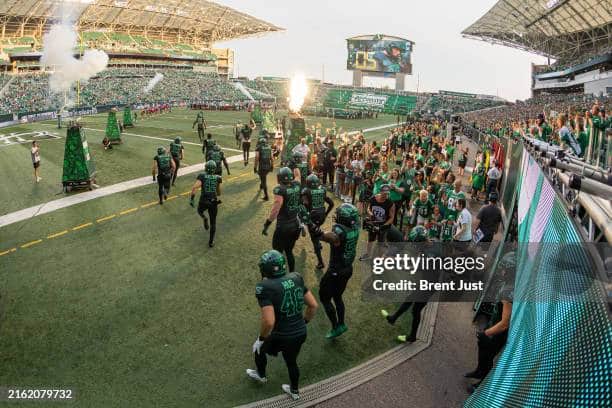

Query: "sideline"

xmin=0 ymin=122 xmax=399 ymax=228
xmin=0 ymin=154 xmax=244 ymax=229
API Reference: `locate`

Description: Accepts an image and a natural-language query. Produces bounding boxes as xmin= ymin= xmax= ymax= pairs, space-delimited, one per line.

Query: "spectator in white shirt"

xmin=454 ymin=198 xmax=472 ymax=242
xmin=486 ymin=161 xmax=501 ymax=201
xmin=31 ymin=141 xmax=41 ymax=183
xmin=292 ymin=138 xmax=310 ymax=162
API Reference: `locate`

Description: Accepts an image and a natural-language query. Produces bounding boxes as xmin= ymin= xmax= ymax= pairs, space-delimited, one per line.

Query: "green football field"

xmin=0 ymin=109 xmax=409 ymax=407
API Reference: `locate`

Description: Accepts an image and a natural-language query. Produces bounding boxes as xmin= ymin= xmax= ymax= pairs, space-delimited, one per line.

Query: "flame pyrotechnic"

xmin=40 ymin=24 xmax=109 ymax=93
xmin=288 ymin=74 xmax=308 ymax=113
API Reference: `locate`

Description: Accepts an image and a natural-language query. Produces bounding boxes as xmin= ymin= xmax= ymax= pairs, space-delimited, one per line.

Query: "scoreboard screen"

xmin=347 ymin=36 xmax=413 ymax=74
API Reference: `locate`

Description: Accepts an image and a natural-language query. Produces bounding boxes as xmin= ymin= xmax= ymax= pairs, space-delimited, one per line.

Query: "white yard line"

xmin=0 ymin=154 xmax=244 ymax=229
xmin=0 ymin=122 xmax=398 ymax=228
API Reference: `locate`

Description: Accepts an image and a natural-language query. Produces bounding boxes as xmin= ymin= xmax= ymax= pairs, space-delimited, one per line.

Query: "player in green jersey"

xmin=247 ymin=250 xmax=318 ymax=401
xmin=301 ymin=174 xmax=334 ymax=269
xmin=262 ymin=168 xmax=303 ymax=273
xmin=255 ymin=136 xmax=274 ymax=201
xmin=315 ymin=203 xmax=360 ymax=339
xmin=152 ymin=146 xmax=176 ymax=205
xmin=189 ymin=160 xmax=222 ymax=247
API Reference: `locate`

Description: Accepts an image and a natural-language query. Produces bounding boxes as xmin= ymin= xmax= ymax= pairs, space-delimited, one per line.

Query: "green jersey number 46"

xmin=280 ymin=280 xmax=304 ymax=317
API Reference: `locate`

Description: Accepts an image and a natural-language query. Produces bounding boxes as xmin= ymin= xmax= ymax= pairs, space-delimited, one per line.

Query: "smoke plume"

xmin=143 ymin=73 xmax=164 ymax=93
xmin=40 ymin=24 xmax=109 ymax=93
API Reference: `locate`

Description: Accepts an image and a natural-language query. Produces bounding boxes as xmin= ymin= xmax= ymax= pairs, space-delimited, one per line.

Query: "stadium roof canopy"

xmin=463 ymin=0 xmax=611 ymax=62
xmin=0 ymin=0 xmax=283 ymax=45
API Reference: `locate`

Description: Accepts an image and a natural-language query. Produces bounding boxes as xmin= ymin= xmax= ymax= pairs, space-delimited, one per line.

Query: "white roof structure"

xmin=463 ymin=0 xmax=611 ymax=62
xmin=0 ymin=0 xmax=283 ymax=46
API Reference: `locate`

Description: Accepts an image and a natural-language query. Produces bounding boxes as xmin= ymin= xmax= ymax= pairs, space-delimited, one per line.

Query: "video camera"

xmin=363 ymin=218 xmax=386 ymax=233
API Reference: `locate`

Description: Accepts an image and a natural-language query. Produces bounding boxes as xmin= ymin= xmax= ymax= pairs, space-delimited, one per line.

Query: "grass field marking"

xmin=179 ymin=191 xmax=191 ymax=196
xmin=119 ymin=207 xmax=139 ymax=216
xmin=165 ymin=195 xmax=178 ymax=201
xmin=0 ymin=247 xmax=17 ymax=256
xmin=72 ymin=222 xmax=93 ymax=231
xmin=140 ymin=201 xmax=159 ymax=208
xmin=96 ymin=214 xmax=117 ymax=223
xmin=20 ymin=239 xmax=43 ymax=248
xmin=47 ymin=230 xmax=69 ymax=239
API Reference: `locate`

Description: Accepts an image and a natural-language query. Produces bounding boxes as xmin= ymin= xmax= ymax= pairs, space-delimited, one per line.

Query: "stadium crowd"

xmin=461 ymin=93 xmax=610 ymax=167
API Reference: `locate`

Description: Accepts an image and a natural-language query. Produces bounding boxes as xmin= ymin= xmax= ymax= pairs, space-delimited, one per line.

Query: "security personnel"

xmin=206 ymin=144 xmax=230 ymax=176
xmin=152 ymin=146 xmax=176 ymax=205
xmin=192 ymin=110 xmax=207 ymax=141
xmin=254 ymin=136 xmax=273 ymax=201
xmin=301 ymin=174 xmax=334 ymax=269
xmin=169 ymin=137 xmax=184 ymax=186
xmin=262 ymin=167 xmax=303 ymax=273
xmin=246 ymin=250 xmax=318 ymax=401
xmin=189 ymin=160 xmax=222 ymax=247
xmin=316 ymin=203 xmax=360 ymax=339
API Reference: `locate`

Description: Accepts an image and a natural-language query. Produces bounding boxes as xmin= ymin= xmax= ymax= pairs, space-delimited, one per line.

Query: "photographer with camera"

xmin=359 ymin=184 xmax=395 ymax=261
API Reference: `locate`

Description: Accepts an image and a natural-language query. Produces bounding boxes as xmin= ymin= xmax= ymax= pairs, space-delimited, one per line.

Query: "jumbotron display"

xmin=347 ymin=34 xmax=413 ymax=74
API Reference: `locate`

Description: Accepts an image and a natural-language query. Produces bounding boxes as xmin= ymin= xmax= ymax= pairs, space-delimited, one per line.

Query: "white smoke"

xmin=143 ymin=73 xmax=164 ymax=93
xmin=40 ymin=24 xmax=109 ymax=93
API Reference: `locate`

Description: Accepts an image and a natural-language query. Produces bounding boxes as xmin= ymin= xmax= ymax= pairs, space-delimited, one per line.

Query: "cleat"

xmin=325 ymin=327 xmax=340 ymax=339
xmin=335 ymin=323 xmax=348 ymax=336
xmin=464 ymin=370 xmax=485 ymax=379
xmin=281 ymin=384 xmax=299 ymax=401
xmin=208 ymin=241 xmax=214 ymax=248
xmin=246 ymin=369 xmax=267 ymax=384
xmin=262 ymin=196 xmax=269 ymax=201
xmin=397 ymin=335 xmax=416 ymax=343
xmin=381 ymin=309 xmax=389 ymax=318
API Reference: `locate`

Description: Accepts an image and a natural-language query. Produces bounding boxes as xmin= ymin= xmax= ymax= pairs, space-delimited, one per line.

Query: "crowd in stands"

xmin=461 ymin=93 xmax=610 ymax=168
xmin=0 ymin=68 xmax=249 ymax=115
xmin=424 ymin=94 xmax=506 ymax=114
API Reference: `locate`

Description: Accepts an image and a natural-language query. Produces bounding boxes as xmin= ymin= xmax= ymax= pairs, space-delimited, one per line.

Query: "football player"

xmin=192 ymin=110 xmax=207 ymax=141
xmin=246 ymin=250 xmax=318 ymax=401
xmin=189 ymin=160 xmax=222 ymax=248
xmin=254 ymin=136 xmax=274 ymax=201
xmin=206 ymin=144 xmax=230 ymax=176
xmin=152 ymin=146 xmax=176 ymax=205
xmin=315 ymin=203 xmax=360 ymax=339
xmin=301 ymin=174 xmax=334 ymax=269
xmin=262 ymin=167 xmax=302 ymax=273
xmin=169 ymin=137 xmax=184 ymax=186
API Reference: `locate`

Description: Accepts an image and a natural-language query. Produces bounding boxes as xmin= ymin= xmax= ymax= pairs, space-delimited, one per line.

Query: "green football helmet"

xmin=258 ymin=136 xmax=267 ymax=145
xmin=335 ymin=203 xmax=359 ymax=227
xmin=213 ymin=144 xmax=220 ymax=152
xmin=387 ymin=41 xmax=406 ymax=53
xmin=157 ymin=146 xmax=165 ymax=155
xmin=277 ymin=167 xmax=294 ymax=184
xmin=258 ymin=249 xmax=287 ymax=278
xmin=408 ymin=226 xmax=427 ymax=242
xmin=174 ymin=137 xmax=181 ymax=144
xmin=205 ymin=160 xmax=216 ymax=174
xmin=306 ymin=174 xmax=320 ymax=189
xmin=292 ymin=151 xmax=303 ymax=162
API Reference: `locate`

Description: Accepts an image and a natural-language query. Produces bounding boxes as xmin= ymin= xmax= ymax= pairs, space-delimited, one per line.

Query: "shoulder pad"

xmin=273 ymin=185 xmax=283 ymax=195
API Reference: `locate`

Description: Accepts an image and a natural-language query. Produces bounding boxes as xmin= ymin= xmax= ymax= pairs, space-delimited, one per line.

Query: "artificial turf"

xmin=0 ymin=109 xmax=410 ymax=407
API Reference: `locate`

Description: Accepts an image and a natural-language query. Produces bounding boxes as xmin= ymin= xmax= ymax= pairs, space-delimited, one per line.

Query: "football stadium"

xmin=0 ymin=0 xmax=610 ymax=407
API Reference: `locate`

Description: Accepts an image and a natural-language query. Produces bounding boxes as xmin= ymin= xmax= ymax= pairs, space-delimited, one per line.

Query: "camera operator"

xmin=359 ymin=184 xmax=395 ymax=261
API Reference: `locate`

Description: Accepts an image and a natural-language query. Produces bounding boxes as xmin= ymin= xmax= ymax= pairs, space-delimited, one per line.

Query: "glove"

xmin=312 ymin=226 xmax=323 ymax=238
xmin=262 ymin=220 xmax=272 ymax=236
xmin=189 ymin=196 xmax=195 ymax=208
xmin=252 ymin=337 xmax=265 ymax=354
xmin=216 ymin=200 xmax=222 ymax=205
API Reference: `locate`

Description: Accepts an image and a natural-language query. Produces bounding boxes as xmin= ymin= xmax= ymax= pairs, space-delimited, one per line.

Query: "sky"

xmin=216 ymin=0 xmax=550 ymax=102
